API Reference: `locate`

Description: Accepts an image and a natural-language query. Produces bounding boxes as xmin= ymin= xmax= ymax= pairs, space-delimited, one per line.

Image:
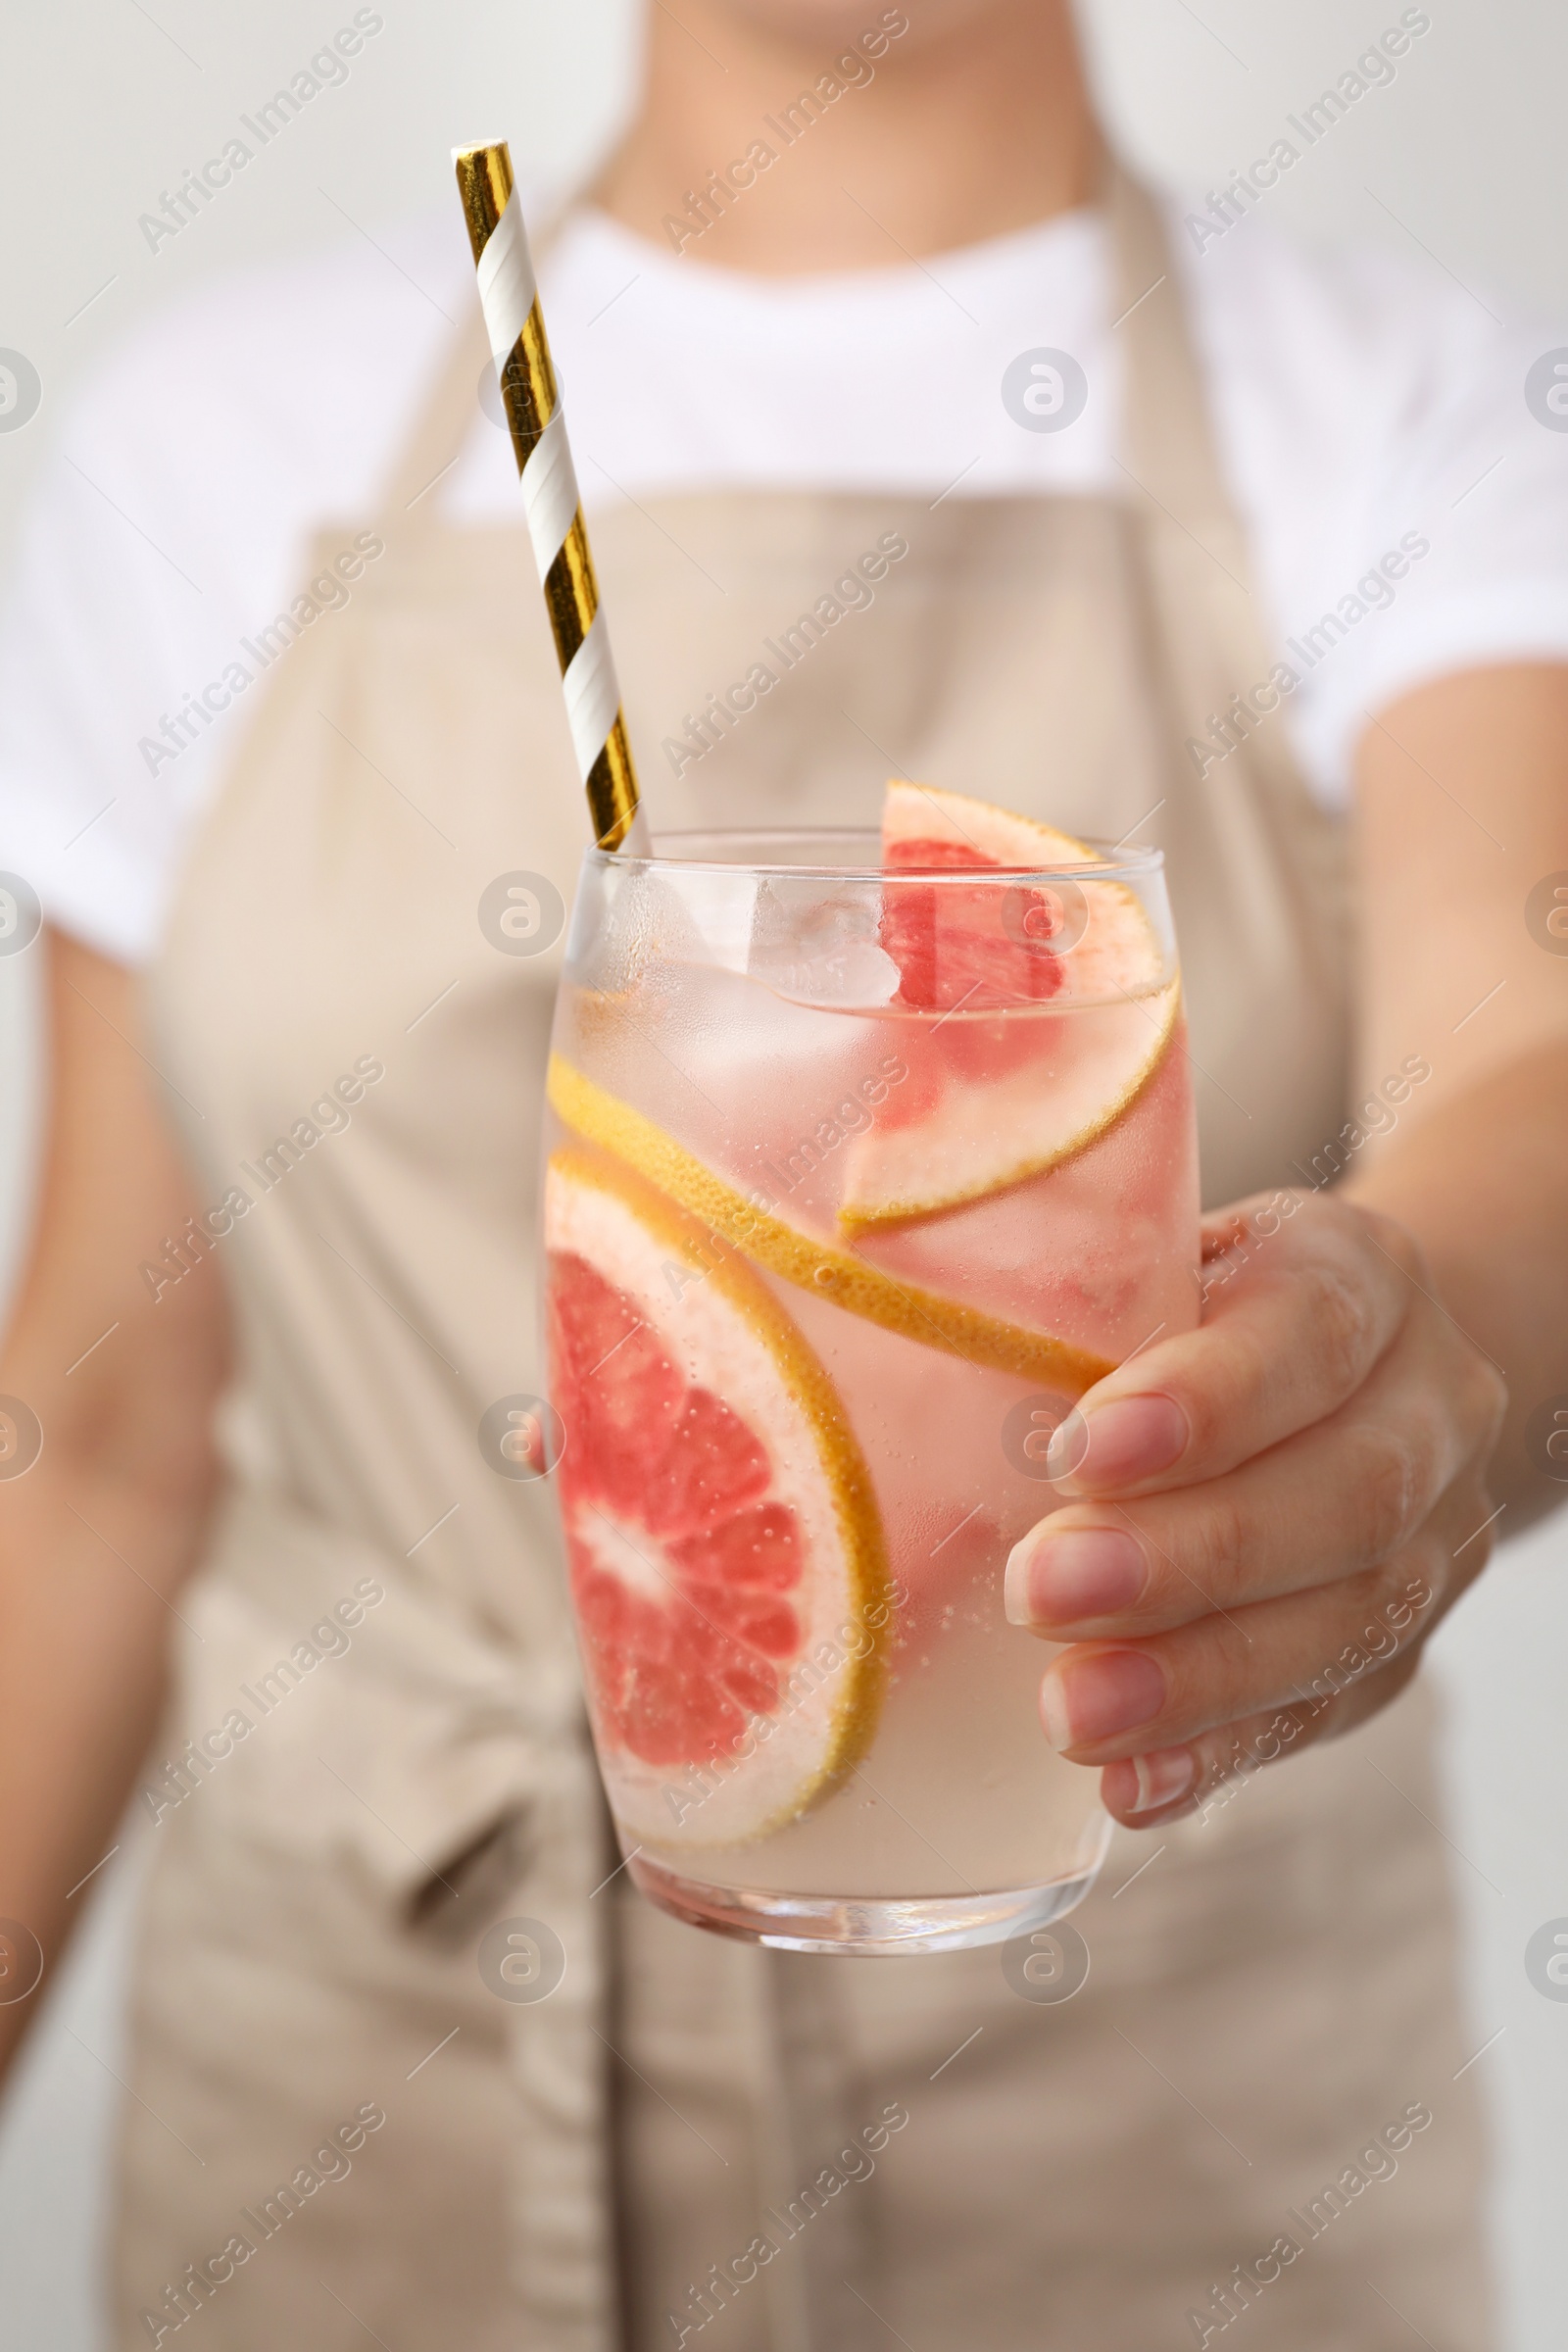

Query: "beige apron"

xmin=118 ymin=173 xmax=1492 ymax=2349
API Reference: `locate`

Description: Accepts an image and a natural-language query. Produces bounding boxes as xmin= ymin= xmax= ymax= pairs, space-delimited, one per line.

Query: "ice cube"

xmin=747 ymin=879 xmax=902 ymax=1007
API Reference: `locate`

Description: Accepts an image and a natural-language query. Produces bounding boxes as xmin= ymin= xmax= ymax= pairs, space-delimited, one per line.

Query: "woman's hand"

xmin=1004 ymin=1189 xmax=1508 ymax=1826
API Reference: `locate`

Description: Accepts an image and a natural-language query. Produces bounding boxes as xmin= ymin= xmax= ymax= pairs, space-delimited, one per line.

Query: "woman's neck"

xmin=590 ymin=0 xmax=1099 ymax=273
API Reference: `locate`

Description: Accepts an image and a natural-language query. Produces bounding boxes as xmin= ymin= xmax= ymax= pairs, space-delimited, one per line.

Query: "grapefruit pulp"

xmin=545 ymin=1144 xmax=892 ymax=1847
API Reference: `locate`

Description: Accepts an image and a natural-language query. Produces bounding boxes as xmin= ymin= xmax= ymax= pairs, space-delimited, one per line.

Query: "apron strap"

xmin=1105 ymin=156 xmax=1304 ymax=736
xmin=376 ymin=301 xmax=494 ymax=524
xmin=372 ymin=193 xmax=578 ymax=528
xmin=1104 ymin=161 xmax=1244 ymax=545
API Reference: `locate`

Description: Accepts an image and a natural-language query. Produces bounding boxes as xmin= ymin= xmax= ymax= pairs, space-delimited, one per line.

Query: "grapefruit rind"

xmin=548 ymin=1054 xmax=1114 ymax=1397
xmin=838 ymin=779 xmax=1179 ymax=1228
xmin=546 ymin=1143 xmax=892 ymax=1846
xmin=883 ymin=778 xmax=1096 ymax=871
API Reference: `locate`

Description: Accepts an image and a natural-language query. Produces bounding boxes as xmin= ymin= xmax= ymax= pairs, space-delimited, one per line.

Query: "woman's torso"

xmin=114 ymin=170 xmax=1489 ymax=2352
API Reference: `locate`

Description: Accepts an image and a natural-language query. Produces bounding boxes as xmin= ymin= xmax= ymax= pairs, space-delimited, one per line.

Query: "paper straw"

xmin=454 ymin=141 xmax=648 ymax=855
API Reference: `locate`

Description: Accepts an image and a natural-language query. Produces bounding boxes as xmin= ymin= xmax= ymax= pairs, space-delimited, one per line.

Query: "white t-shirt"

xmin=2 ymin=193 xmax=1566 ymax=965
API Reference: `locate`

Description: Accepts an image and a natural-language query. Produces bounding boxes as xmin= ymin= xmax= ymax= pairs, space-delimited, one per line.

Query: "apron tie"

xmin=167 ymin=1479 xmax=592 ymax=1914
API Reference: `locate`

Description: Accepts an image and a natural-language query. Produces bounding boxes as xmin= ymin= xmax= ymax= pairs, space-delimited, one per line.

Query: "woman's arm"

xmin=1348 ymin=664 xmax=1568 ymax=1516
xmin=0 ymin=930 xmax=229 ymax=2074
xmin=1004 ymin=663 xmax=1568 ymax=1824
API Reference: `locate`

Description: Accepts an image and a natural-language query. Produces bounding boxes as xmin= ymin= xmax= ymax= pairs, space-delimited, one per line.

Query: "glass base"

xmin=625 ymin=1852 xmax=1101 ymax=1956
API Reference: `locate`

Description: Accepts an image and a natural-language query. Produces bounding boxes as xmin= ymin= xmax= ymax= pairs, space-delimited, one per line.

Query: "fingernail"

xmin=1004 ymin=1527 xmax=1145 ymax=1627
xmin=1100 ymin=1748 xmax=1197 ymax=1815
xmin=1048 ymin=1395 xmax=1188 ymax=1493
xmin=1039 ymin=1648 xmax=1166 ymax=1751
xmin=1129 ymin=1747 xmax=1196 ymax=1813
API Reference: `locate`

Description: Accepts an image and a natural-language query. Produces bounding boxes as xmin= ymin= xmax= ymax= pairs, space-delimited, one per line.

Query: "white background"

xmin=1 ymin=1 xmax=1566 ymax=2345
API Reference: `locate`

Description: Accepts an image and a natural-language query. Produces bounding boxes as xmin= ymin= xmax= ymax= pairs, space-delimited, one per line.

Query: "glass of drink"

xmin=541 ymin=784 xmax=1200 ymax=1953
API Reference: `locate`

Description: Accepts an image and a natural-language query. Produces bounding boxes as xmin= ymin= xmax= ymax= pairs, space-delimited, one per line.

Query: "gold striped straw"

xmin=454 ymin=141 xmax=648 ymax=855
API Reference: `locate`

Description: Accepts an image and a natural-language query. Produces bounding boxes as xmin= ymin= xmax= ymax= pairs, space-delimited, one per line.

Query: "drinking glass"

xmin=540 ymin=827 xmax=1199 ymax=1953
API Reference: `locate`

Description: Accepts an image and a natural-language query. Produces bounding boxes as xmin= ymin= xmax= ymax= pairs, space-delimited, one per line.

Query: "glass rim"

xmin=587 ymin=824 xmax=1165 ymax=883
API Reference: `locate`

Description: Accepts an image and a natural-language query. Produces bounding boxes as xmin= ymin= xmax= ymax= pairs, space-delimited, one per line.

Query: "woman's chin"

xmin=700 ymin=0 xmax=1004 ymax=49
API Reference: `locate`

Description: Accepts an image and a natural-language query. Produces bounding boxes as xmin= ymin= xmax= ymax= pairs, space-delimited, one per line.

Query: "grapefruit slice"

xmin=836 ymin=780 xmax=1180 ymax=1229
xmin=545 ymin=1144 xmax=893 ymax=1847
xmin=548 ymin=1054 xmax=1113 ymax=1396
